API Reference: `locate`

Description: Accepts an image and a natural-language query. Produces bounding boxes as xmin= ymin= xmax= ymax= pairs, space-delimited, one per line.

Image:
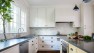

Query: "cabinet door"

xmin=73 ymin=11 xmax=80 ymax=27
xmin=30 ymin=8 xmax=38 ymax=27
xmin=77 ymin=48 xmax=87 ymax=53
xmin=37 ymin=8 xmax=46 ymax=27
xmin=69 ymin=44 xmax=77 ymax=53
xmin=35 ymin=37 xmax=38 ymax=53
xmin=46 ymin=8 xmax=55 ymax=27
xmin=1 ymin=45 xmax=19 ymax=53
xmin=29 ymin=39 xmax=36 ymax=53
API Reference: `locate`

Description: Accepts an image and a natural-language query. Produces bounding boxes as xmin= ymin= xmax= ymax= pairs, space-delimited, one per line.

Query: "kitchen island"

xmin=59 ymin=36 xmax=94 ymax=53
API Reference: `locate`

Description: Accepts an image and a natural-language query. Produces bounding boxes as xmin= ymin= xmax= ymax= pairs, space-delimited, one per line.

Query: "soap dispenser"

xmin=57 ymin=31 xmax=61 ymax=36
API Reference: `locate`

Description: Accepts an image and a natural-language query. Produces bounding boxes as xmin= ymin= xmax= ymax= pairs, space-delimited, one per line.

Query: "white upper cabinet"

xmin=30 ymin=7 xmax=55 ymax=27
xmin=73 ymin=11 xmax=80 ymax=27
xmin=30 ymin=8 xmax=38 ymax=27
xmin=37 ymin=8 xmax=46 ymax=27
xmin=46 ymin=8 xmax=55 ymax=27
xmin=79 ymin=3 xmax=94 ymax=36
xmin=55 ymin=8 xmax=75 ymax=22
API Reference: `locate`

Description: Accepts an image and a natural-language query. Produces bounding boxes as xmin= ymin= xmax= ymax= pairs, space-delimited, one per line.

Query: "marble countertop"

xmin=59 ymin=36 xmax=94 ymax=53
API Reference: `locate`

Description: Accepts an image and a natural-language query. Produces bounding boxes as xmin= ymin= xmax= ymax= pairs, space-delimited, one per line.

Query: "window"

xmin=0 ymin=15 xmax=3 ymax=33
xmin=0 ymin=4 xmax=27 ymax=33
xmin=10 ymin=4 xmax=27 ymax=33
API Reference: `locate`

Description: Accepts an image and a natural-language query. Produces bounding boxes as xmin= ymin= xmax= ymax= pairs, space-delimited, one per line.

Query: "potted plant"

xmin=0 ymin=0 xmax=14 ymax=40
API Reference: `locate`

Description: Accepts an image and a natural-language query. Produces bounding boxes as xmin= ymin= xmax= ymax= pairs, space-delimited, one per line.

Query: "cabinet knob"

xmin=70 ymin=48 xmax=73 ymax=51
xmin=42 ymin=41 xmax=44 ymax=43
xmin=32 ymin=44 xmax=34 ymax=46
xmin=42 ymin=46 xmax=44 ymax=47
xmin=51 ymin=46 xmax=53 ymax=48
xmin=51 ymin=41 xmax=53 ymax=43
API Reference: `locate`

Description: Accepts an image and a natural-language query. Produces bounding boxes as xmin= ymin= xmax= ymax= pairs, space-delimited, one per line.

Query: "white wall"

xmin=78 ymin=3 xmax=94 ymax=36
xmin=30 ymin=23 xmax=77 ymax=35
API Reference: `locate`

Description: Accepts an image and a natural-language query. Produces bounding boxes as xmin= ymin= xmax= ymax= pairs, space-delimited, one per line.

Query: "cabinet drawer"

xmin=39 ymin=36 xmax=57 ymax=41
xmin=38 ymin=45 xmax=60 ymax=50
xmin=38 ymin=40 xmax=61 ymax=45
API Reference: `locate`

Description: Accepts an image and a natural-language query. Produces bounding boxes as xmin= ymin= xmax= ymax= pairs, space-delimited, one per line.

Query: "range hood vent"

xmin=56 ymin=22 xmax=73 ymax=23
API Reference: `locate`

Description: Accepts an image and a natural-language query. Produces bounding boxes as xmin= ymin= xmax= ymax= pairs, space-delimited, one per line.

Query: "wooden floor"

xmin=37 ymin=50 xmax=60 ymax=53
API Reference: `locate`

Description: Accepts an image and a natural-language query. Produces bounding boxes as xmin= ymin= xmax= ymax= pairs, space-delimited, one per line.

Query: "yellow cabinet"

xmin=69 ymin=44 xmax=77 ymax=53
xmin=77 ymin=48 xmax=87 ymax=53
xmin=69 ymin=44 xmax=87 ymax=53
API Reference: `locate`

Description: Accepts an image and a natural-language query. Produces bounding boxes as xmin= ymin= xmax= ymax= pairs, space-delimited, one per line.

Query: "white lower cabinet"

xmin=29 ymin=37 xmax=38 ymax=53
xmin=1 ymin=45 xmax=19 ymax=53
xmin=38 ymin=36 xmax=61 ymax=50
xmin=69 ymin=44 xmax=87 ymax=53
xmin=69 ymin=44 xmax=77 ymax=53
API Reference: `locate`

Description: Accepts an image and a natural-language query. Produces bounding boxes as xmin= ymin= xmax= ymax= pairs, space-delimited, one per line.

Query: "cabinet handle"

xmin=57 ymin=38 xmax=60 ymax=41
xmin=42 ymin=41 xmax=44 ymax=43
xmin=70 ymin=48 xmax=73 ymax=51
xmin=51 ymin=46 xmax=53 ymax=48
xmin=32 ymin=44 xmax=34 ymax=46
xmin=51 ymin=41 xmax=53 ymax=43
xmin=32 ymin=41 xmax=33 ymax=42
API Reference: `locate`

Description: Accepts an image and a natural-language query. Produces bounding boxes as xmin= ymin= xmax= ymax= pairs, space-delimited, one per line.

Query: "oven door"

xmin=62 ymin=46 xmax=67 ymax=53
xmin=62 ymin=41 xmax=68 ymax=53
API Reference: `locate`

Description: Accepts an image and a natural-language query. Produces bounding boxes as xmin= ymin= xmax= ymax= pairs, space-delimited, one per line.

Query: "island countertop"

xmin=58 ymin=36 xmax=94 ymax=53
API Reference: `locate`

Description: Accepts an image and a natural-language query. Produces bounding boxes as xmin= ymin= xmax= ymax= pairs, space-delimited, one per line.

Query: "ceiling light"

xmin=73 ymin=5 xmax=79 ymax=11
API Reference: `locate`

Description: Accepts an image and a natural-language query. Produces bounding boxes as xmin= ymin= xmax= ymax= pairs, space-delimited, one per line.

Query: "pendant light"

xmin=73 ymin=5 xmax=79 ymax=11
xmin=83 ymin=0 xmax=91 ymax=3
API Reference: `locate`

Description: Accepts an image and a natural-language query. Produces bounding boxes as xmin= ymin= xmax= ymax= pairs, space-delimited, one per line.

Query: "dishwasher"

xmin=19 ymin=41 xmax=28 ymax=53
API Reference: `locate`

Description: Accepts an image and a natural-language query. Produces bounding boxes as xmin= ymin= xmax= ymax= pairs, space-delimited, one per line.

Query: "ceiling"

xmin=27 ymin=0 xmax=84 ymax=6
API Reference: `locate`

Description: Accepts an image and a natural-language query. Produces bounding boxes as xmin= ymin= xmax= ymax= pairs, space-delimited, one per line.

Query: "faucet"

xmin=16 ymin=28 xmax=24 ymax=38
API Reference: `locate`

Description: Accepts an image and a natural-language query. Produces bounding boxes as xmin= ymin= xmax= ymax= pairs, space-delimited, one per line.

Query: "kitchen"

xmin=0 ymin=0 xmax=94 ymax=53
